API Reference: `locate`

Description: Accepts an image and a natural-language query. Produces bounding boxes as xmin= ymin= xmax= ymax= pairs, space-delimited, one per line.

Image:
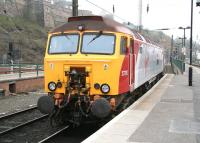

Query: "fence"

xmin=171 ymin=58 xmax=185 ymax=73
xmin=0 ymin=63 xmax=43 ymax=78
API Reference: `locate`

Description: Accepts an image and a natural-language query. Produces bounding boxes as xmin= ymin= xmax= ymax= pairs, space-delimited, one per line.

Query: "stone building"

xmin=0 ymin=0 xmax=92 ymax=28
xmin=43 ymin=0 xmax=92 ymax=28
xmin=53 ymin=0 xmax=68 ymax=7
xmin=43 ymin=0 xmax=72 ymax=28
xmin=23 ymin=0 xmax=45 ymax=26
xmin=0 ymin=0 xmax=25 ymax=16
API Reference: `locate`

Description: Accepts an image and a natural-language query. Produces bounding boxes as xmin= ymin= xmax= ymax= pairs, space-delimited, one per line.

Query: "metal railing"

xmin=171 ymin=58 xmax=185 ymax=73
xmin=0 ymin=63 xmax=44 ymax=78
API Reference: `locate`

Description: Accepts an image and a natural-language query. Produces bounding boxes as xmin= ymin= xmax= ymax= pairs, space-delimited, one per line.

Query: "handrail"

xmin=172 ymin=58 xmax=185 ymax=74
xmin=0 ymin=63 xmax=43 ymax=67
xmin=0 ymin=64 xmax=44 ymax=78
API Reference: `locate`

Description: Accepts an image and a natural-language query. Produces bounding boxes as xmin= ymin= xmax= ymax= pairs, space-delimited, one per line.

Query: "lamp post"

xmin=178 ymin=37 xmax=184 ymax=48
xmin=178 ymin=26 xmax=190 ymax=48
xmin=178 ymin=27 xmax=190 ymax=61
xmin=188 ymin=0 xmax=194 ymax=86
xmin=72 ymin=0 xmax=78 ymax=16
xmin=178 ymin=37 xmax=186 ymax=60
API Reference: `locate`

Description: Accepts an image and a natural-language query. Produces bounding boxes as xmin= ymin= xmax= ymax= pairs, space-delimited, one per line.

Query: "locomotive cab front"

xmin=37 ymin=16 xmax=132 ymax=125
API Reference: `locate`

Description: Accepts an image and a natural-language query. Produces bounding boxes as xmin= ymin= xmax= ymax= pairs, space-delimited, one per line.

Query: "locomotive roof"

xmin=50 ymin=16 xmax=161 ymax=47
xmin=51 ymin=16 xmax=133 ymax=35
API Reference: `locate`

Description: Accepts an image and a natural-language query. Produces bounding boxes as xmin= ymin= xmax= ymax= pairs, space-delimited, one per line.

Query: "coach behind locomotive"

xmin=37 ymin=16 xmax=164 ymax=125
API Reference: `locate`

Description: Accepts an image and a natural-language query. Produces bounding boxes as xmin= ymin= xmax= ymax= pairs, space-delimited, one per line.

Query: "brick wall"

xmin=0 ymin=77 xmax=44 ymax=96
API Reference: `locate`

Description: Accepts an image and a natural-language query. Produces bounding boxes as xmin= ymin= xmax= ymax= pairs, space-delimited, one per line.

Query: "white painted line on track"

xmin=38 ymin=125 xmax=69 ymax=143
xmin=29 ymin=104 xmax=36 ymax=107
xmin=0 ymin=112 xmax=6 ymax=115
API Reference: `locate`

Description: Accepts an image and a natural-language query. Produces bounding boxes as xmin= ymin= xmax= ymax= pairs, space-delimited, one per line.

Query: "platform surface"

xmin=83 ymin=65 xmax=200 ymax=143
xmin=0 ymin=71 xmax=44 ymax=82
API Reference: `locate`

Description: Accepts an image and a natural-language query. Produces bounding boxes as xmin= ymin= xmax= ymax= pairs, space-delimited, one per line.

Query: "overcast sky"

xmin=78 ymin=0 xmax=200 ymax=42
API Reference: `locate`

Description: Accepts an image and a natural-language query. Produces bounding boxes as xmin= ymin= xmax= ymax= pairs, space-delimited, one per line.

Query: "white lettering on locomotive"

xmin=121 ymin=70 xmax=128 ymax=76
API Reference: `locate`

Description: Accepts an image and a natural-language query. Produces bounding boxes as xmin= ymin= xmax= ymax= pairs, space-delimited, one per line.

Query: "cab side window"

xmin=120 ymin=37 xmax=127 ymax=55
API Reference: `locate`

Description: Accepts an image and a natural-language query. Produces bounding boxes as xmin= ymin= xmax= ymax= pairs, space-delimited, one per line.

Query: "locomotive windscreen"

xmin=48 ymin=34 xmax=79 ymax=54
xmin=81 ymin=33 xmax=115 ymax=55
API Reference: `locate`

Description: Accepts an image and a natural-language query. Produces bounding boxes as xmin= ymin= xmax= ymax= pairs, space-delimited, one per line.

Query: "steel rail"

xmin=38 ymin=125 xmax=70 ymax=143
xmin=0 ymin=105 xmax=37 ymax=120
xmin=0 ymin=114 xmax=48 ymax=135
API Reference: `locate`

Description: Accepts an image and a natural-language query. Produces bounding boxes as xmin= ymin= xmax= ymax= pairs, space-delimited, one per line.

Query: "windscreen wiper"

xmin=65 ymin=35 xmax=75 ymax=45
xmin=65 ymin=35 xmax=71 ymax=40
xmin=87 ymin=31 xmax=103 ymax=45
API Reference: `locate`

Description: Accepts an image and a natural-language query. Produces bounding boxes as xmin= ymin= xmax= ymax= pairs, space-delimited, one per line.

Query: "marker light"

xmin=77 ymin=25 xmax=85 ymax=31
xmin=94 ymin=83 xmax=100 ymax=90
xmin=57 ymin=81 xmax=62 ymax=88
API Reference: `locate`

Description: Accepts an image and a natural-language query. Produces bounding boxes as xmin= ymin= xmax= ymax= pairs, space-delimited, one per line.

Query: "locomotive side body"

xmin=37 ymin=16 xmax=164 ymax=125
xmin=134 ymin=40 xmax=164 ymax=89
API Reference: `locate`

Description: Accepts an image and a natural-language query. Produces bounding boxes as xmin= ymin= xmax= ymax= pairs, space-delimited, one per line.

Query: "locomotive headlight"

xmin=101 ymin=84 xmax=110 ymax=94
xmin=48 ymin=82 xmax=57 ymax=91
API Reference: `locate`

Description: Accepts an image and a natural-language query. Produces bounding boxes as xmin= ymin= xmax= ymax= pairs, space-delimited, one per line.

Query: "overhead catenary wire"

xmin=83 ymin=0 xmax=131 ymax=23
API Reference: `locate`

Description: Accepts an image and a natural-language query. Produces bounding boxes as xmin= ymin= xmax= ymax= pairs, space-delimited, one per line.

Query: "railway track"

xmin=38 ymin=125 xmax=69 ymax=143
xmin=0 ymin=75 xmax=163 ymax=143
xmin=0 ymin=107 xmax=69 ymax=143
xmin=0 ymin=106 xmax=45 ymax=135
xmin=46 ymin=77 xmax=161 ymax=143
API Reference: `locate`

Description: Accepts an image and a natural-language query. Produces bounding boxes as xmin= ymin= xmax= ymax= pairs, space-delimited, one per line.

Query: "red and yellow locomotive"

xmin=37 ymin=16 xmax=164 ymax=125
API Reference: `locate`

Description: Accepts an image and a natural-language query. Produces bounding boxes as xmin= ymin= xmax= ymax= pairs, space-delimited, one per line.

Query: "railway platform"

xmin=0 ymin=71 xmax=44 ymax=82
xmin=83 ymin=65 xmax=200 ymax=143
xmin=0 ymin=71 xmax=44 ymax=96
